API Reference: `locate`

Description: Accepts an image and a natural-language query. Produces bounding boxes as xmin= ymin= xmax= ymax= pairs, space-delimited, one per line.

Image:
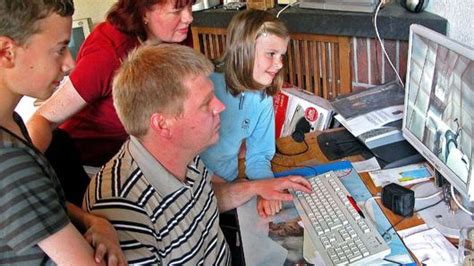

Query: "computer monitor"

xmin=69 ymin=18 xmax=92 ymax=60
xmin=402 ymin=24 xmax=474 ymax=236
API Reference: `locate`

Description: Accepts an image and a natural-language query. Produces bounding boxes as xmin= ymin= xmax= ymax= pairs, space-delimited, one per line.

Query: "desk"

xmin=237 ymin=129 xmax=427 ymax=265
xmin=271 ymin=129 xmax=425 ymax=232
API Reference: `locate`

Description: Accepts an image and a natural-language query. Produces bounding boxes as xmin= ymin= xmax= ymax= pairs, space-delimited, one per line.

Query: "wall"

xmin=352 ymin=1 xmax=473 ymax=91
xmin=425 ymin=0 xmax=474 ymax=48
xmin=351 ymin=38 xmax=407 ymax=91
xmin=73 ymin=0 xmax=116 ymax=25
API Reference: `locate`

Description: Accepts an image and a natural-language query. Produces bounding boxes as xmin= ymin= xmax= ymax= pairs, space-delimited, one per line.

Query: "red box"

xmin=274 ymin=87 xmax=334 ymax=138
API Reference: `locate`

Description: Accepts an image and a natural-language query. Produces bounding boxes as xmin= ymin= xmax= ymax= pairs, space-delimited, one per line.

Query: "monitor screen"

xmin=402 ymin=24 xmax=474 ymax=200
xmin=69 ymin=18 xmax=92 ymax=60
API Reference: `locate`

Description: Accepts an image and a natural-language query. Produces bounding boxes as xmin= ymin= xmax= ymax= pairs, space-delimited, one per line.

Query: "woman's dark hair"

xmin=107 ymin=0 xmax=194 ymax=41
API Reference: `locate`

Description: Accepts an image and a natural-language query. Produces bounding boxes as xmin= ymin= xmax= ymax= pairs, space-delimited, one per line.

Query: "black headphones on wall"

xmin=400 ymin=0 xmax=429 ymax=13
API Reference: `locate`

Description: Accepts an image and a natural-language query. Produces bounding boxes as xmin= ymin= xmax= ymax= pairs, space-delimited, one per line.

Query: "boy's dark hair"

xmin=0 ymin=0 xmax=74 ymax=45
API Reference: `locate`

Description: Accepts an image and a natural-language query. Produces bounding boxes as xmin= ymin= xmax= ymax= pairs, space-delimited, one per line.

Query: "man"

xmin=84 ymin=44 xmax=312 ymax=264
xmin=0 ymin=1 xmax=125 ymax=265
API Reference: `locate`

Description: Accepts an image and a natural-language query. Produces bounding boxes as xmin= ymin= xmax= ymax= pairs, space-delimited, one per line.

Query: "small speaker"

xmin=382 ymin=183 xmax=415 ymax=217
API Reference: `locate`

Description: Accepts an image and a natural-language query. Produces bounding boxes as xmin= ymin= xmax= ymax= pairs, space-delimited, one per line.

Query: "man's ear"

xmin=0 ymin=36 xmax=16 ymax=68
xmin=150 ymin=113 xmax=172 ymax=138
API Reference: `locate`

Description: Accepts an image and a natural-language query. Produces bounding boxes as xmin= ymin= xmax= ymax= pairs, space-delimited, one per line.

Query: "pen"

xmin=347 ymin=195 xmax=365 ymax=219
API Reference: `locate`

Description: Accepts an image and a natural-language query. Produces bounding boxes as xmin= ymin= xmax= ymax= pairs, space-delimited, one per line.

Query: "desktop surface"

xmin=236 ymin=129 xmax=429 ymax=264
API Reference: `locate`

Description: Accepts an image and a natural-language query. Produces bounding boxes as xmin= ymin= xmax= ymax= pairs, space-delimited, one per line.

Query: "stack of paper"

xmin=368 ymin=162 xmax=434 ymax=187
xmin=398 ymin=224 xmax=459 ymax=265
xmin=331 ymin=81 xmax=406 ymax=149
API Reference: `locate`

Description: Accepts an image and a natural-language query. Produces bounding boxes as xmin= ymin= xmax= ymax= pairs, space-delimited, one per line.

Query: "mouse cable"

xmin=409 ymin=182 xmax=443 ymax=201
xmin=381 ymin=198 xmax=444 ymax=239
xmin=275 ymin=137 xmax=309 ymax=156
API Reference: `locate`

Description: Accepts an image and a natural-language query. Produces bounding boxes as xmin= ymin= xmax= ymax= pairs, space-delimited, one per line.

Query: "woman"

xmin=200 ymin=10 xmax=290 ymax=217
xmin=27 ymin=0 xmax=194 ymax=205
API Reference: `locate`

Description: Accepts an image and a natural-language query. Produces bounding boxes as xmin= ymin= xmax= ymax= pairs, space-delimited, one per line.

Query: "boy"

xmin=0 ymin=1 xmax=124 ymax=264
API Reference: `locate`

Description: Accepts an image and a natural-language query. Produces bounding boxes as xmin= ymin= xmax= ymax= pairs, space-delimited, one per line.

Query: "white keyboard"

xmin=292 ymin=171 xmax=390 ymax=265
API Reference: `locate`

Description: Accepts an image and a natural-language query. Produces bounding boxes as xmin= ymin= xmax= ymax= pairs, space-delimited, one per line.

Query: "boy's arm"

xmin=38 ymin=222 xmax=104 ymax=266
xmin=67 ymin=203 xmax=127 ymax=266
xmin=84 ymin=194 xmax=159 ymax=264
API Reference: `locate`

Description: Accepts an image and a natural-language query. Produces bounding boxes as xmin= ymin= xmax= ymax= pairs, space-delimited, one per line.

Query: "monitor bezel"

xmin=69 ymin=18 xmax=92 ymax=59
xmin=72 ymin=18 xmax=92 ymax=37
xmin=402 ymin=24 xmax=474 ymax=200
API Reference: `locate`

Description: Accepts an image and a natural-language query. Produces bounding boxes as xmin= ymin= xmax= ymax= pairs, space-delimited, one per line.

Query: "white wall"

xmin=425 ymin=0 xmax=474 ymax=48
xmin=73 ymin=0 xmax=116 ymax=25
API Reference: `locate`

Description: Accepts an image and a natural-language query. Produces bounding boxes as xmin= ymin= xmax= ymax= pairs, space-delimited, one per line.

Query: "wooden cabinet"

xmin=191 ymin=26 xmax=352 ymax=100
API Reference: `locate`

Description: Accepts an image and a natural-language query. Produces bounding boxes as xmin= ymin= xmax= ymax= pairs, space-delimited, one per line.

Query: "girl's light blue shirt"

xmin=200 ymin=72 xmax=275 ymax=181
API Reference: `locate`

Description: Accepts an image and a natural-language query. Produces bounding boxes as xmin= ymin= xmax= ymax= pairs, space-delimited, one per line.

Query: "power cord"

xmin=380 ymin=197 xmax=444 ymax=239
xmin=276 ymin=1 xmax=301 ymax=18
xmin=373 ymin=0 xmax=405 ymax=87
xmin=275 ymin=137 xmax=309 ymax=156
xmin=410 ymin=182 xmax=443 ymax=201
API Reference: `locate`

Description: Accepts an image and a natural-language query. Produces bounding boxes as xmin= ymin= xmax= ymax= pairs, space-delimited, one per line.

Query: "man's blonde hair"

xmin=113 ymin=44 xmax=214 ymax=137
xmin=217 ymin=9 xmax=289 ymax=96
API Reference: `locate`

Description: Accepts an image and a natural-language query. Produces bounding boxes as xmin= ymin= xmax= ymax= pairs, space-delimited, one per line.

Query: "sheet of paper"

xmin=398 ymin=225 xmax=459 ymax=265
xmin=368 ymin=162 xmax=434 ymax=187
xmin=335 ymin=105 xmax=404 ymax=137
xmin=237 ymin=197 xmax=288 ymax=266
xmin=351 ymin=157 xmax=381 ymax=173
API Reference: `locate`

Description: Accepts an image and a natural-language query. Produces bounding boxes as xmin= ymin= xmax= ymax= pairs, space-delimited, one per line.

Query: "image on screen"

xmin=403 ymin=25 xmax=473 ymax=197
xmin=69 ymin=27 xmax=86 ymax=60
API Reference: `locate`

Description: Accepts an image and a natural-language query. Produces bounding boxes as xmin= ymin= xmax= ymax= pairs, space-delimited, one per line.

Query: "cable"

xmin=410 ymin=182 xmax=444 ymax=201
xmin=378 ymin=197 xmax=443 ymax=240
xmin=383 ymin=258 xmax=403 ymax=265
xmin=373 ymin=0 xmax=405 ymax=87
xmin=363 ymin=196 xmax=393 ymax=240
xmin=271 ymin=160 xmax=308 ymax=169
xmin=275 ymin=137 xmax=309 ymax=156
xmin=416 ymin=190 xmax=442 ymax=201
xmin=363 ymin=196 xmax=381 ymax=224
xmin=276 ymin=1 xmax=301 ymax=18
xmin=381 ymin=217 xmax=405 ymax=239
xmin=414 ymin=198 xmax=444 ymax=213
xmin=451 ymin=185 xmax=474 ymax=216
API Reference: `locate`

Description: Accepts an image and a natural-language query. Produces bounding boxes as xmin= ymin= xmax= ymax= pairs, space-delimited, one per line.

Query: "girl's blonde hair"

xmin=217 ymin=9 xmax=289 ymax=96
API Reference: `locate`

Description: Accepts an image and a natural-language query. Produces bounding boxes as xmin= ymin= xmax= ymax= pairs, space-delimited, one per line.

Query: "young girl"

xmin=200 ymin=9 xmax=290 ymax=217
